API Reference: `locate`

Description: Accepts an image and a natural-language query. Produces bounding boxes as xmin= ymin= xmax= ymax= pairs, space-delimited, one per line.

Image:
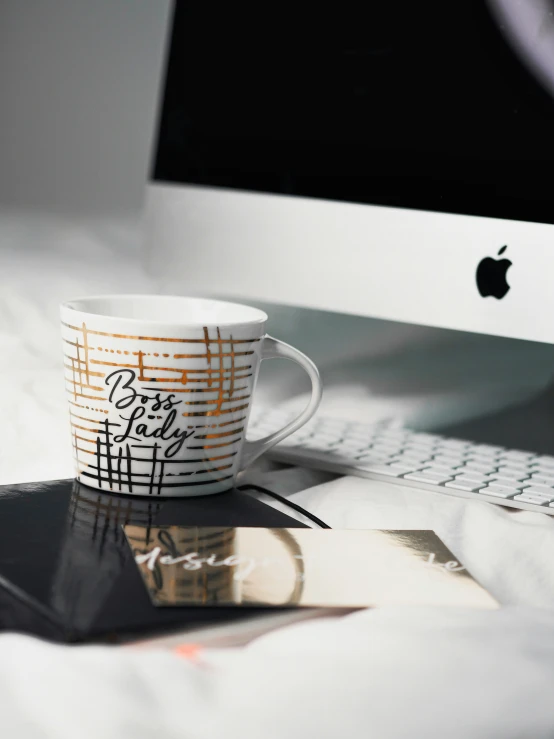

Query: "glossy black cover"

xmin=0 ymin=479 xmax=305 ymax=643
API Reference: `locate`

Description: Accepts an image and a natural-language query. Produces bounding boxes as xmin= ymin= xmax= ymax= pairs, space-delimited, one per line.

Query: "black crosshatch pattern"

xmin=153 ymin=1 xmax=554 ymax=226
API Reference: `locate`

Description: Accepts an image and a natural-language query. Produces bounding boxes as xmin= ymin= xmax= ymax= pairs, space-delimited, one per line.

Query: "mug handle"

xmin=240 ymin=335 xmax=323 ymax=470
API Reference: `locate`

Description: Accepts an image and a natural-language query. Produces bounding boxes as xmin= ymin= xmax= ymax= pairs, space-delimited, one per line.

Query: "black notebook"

xmin=0 ymin=479 xmax=305 ymax=643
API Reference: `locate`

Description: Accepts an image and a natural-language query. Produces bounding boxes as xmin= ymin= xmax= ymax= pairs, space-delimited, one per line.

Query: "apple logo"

xmin=476 ymin=246 xmax=512 ymax=299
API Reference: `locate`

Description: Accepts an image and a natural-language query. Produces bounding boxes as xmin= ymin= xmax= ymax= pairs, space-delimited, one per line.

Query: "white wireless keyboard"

xmin=249 ymin=408 xmax=554 ymax=515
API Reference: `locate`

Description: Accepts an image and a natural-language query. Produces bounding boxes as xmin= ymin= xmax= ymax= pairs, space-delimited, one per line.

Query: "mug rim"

xmin=60 ymin=294 xmax=269 ymax=328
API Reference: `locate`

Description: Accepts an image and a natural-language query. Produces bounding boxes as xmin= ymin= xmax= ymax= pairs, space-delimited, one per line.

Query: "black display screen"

xmin=153 ymin=1 xmax=554 ymax=225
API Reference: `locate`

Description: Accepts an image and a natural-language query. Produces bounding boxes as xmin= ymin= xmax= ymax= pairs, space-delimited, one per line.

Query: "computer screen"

xmin=147 ymin=0 xmax=554 ymax=454
xmin=153 ymin=0 xmax=554 ymax=226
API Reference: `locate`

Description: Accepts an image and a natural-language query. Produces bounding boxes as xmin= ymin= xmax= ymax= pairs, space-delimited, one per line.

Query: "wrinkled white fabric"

xmin=1 ymin=213 xmax=554 ymax=738
xmin=3 ymin=607 xmax=554 ymax=739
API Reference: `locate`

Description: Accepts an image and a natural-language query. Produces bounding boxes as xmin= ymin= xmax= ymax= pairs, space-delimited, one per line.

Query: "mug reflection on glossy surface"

xmin=51 ymin=482 xmax=163 ymax=631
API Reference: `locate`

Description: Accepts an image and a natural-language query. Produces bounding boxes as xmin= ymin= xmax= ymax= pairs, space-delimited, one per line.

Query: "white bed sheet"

xmin=1 ymin=214 xmax=554 ymax=738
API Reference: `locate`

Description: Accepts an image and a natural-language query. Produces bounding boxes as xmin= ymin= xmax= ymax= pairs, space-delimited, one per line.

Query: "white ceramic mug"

xmin=60 ymin=295 xmax=322 ymax=497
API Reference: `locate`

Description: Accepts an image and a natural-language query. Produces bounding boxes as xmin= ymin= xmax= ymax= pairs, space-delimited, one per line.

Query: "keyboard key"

xmin=420 ymin=464 xmax=459 ymax=474
xmin=311 ymin=429 xmax=344 ymax=440
xmin=433 ymin=454 xmax=466 ymax=467
xmin=345 ymin=448 xmax=374 ymax=459
xmin=303 ymin=437 xmax=338 ymax=449
xmin=488 ymin=470 xmax=529 ymax=482
xmin=327 ymin=447 xmax=366 ymax=461
xmin=389 ymin=448 xmax=425 ymax=459
xmin=376 ymin=439 xmax=406 ymax=451
xmin=455 ymin=470 xmax=490 ymax=483
xmin=500 ymin=450 xmax=534 ymax=463
xmin=323 ymin=429 xmax=350 ymax=440
xmin=378 ymin=431 xmax=410 ymax=442
xmin=531 ymin=464 xmax=554 ymax=476
xmin=529 ymin=474 xmax=554 ymax=486
xmin=371 ymin=443 xmax=403 ymax=455
xmin=445 ymin=480 xmax=482 ymax=492
xmin=478 ymin=486 xmax=519 ymax=499
xmin=340 ymin=426 xmax=366 ymax=436
xmin=460 ymin=462 xmax=496 ymax=474
xmin=413 ymin=433 xmax=443 ymax=443
xmin=355 ymin=453 xmax=391 ymax=465
xmin=392 ymin=454 xmax=434 ymax=466
xmin=371 ymin=436 xmax=403 ymax=447
xmin=319 ymin=418 xmax=348 ymax=427
xmin=466 ymin=453 xmax=498 ymax=465
xmin=404 ymin=471 xmax=454 ymax=484
xmin=513 ymin=494 xmax=550 ymax=506
xmin=344 ymin=435 xmax=374 ymax=446
xmin=282 ymin=438 xmax=310 ymax=448
xmin=405 ymin=436 xmax=436 ymax=447
xmin=358 ymin=463 xmax=419 ymax=477
xmin=521 ymin=485 xmax=554 ymax=497
xmin=403 ymin=446 xmax=437 ymax=459
xmin=465 ymin=454 xmax=498 ymax=465
xmin=341 ymin=448 xmax=372 ymax=459
xmin=300 ymin=441 xmax=335 ymax=452
xmin=300 ymin=433 xmax=328 ymax=442
xmin=437 ymin=440 xmax=470 ymax=451
xmin=323 ymin=451 xmax=354 ymax=465
xmin=535 ymin=455 xmax=554 ymax=469
xmin=517 ymin=491 xmax=554 ymax=502
xmin=340 ymin=437 xmax=370 ymax=447
xmin=486 ymin=483 xmax=522 ymax=494
xmin=323 ymin=438 xmax=350 ymax=449
xmin=497 ymin=465 xmax=530 ymax=477
xmin=472 ymin=443 xmax=505 ymax=455
xmin=452 ymin=474 xmax=488 ymax=485
xmin=487 ymin=476 xmax=527 ymax=488
xmin=337 ymin=438 xmax=366 ymax=448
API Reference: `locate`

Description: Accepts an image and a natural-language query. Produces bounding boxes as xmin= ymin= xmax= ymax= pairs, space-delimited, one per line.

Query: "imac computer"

xmin=144 ymin=1 xmax=554 ymax=459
